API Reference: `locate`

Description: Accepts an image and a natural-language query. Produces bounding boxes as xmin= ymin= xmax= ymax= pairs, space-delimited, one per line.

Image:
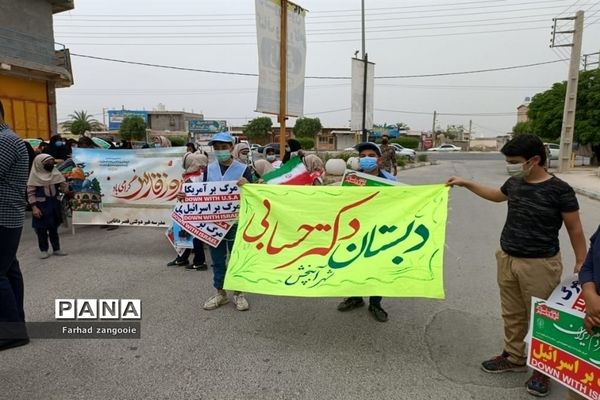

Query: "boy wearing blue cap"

xmin=337 ymin=142 xmax=396 ymax=322
xmin=203 ymin=132 xmax=254 ymax=311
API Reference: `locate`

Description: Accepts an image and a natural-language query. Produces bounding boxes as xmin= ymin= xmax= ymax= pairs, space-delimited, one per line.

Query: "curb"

xmin=572 ymin=186 xmax=600 ymax=201
xmin=399 ymin=161 xmax=437 ymax=170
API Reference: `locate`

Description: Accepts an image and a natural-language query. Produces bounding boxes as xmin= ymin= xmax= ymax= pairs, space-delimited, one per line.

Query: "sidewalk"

xmin=554 ymin=167 xmax=600 ymax=201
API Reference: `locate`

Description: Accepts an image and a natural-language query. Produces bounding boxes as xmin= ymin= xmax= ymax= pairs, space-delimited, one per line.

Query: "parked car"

xmin=390 ymin=144 xmax=417 ymax=159
xmin=257 ymin=143 xmax=281 ymax=153
xmin=250 ymin=144 xmax=261 ymax=152
xmin=544 ymin=143 xmax=560 ymax=160
xmin=427 ymin=144 xmax=461 ymax=152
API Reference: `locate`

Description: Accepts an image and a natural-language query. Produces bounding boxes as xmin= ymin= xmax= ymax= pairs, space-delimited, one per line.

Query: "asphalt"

xmin=1 ymin=158 xmax=599 ymax=400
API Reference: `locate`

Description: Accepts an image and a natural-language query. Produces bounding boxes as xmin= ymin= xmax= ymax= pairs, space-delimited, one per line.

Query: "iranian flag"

xmin=262 ymin=156 xmax=319 ymax=185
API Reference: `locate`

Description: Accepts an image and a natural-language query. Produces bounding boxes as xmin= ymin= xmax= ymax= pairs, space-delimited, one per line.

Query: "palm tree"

xmin=62 ymin=110 xmax=103 ymax=135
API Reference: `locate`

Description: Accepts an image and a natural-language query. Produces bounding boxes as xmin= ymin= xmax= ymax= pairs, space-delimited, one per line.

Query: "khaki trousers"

xmin=496 ymin=249 xmax=563 ymax=365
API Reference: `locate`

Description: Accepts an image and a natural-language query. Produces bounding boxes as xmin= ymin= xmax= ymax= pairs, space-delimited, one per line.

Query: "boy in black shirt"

xmin=446 ymin=134 xmax=587 ymax=397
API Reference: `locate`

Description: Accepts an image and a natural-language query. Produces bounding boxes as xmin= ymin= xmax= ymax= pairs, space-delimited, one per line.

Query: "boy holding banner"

xmin=202 ymin=132 xmax=254 ymax=312
xmin=337 ymin=142 xmax=397 ymax=322
xmin=446 ymin=134 xmax=587 ymax=397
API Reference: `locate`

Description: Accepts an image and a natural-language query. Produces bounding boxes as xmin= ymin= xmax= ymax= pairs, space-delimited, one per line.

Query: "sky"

xmin=53 ymin=0 xmax=600 ymax=137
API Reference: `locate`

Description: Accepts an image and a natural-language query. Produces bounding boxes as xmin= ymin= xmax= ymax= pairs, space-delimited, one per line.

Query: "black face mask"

xmin=43 ymin=164 xmax=54 ymax=172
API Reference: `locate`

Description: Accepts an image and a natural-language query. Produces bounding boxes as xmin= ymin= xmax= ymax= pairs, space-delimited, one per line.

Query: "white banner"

xmin=255 ymin=0 xmax=306 ymax=117
xmin=171 ymin=182 xmax=240 ymax=248
xmin=71 ymin=147 xmax=185 ymax=227
xmin=350 ymin=58 xmax=375 ymax=132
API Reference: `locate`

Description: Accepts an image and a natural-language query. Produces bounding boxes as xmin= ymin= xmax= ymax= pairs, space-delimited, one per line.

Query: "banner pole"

xmin=278 ymin=0 xmax=288 ymax=160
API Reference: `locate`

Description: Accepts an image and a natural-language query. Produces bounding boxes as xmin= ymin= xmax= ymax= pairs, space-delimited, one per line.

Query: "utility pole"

xmin=432 ymin=110 xmax=437 ymax=144
xmin=278 ymin=0 xmax=288 ymax=159
xmin=551 ymin=10 xmax=584 ymax=173
xmin=361 ymin=53 xmax=368 ymax=142
xmin=583 ymin=51 xmax=600 ymax=71
xmin=360 ymin=0 xmax=368 ymax=142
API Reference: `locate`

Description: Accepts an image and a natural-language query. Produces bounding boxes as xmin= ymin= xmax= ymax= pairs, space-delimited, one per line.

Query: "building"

xmin=0 ymin=0 xmax=74 ymax=139
xmin=147 ymin=111 xmax=204 ymax=132
xmin=517 ymin=97 xmax=531 ymax=123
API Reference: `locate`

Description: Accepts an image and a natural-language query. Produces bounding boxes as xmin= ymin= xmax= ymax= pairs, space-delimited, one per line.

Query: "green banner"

xmin=224 ymin=184 xmax=449 ymax=298
xmin=531 ymin=299 xmax=600 ymax=367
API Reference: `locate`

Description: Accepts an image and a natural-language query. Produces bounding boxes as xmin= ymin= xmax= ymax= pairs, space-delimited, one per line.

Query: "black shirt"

xmin=500 ymin=176 xmax=579 ymax=258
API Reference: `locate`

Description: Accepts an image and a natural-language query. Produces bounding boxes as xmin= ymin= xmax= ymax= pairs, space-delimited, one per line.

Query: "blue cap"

xmin=208 ymin=132 xmax=235 ymax=146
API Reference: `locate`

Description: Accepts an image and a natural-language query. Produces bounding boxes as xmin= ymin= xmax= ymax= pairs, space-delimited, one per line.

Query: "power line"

xmin=55 ymin=0 xmax=571 ymax=21
xmin=51 ymin=0 xmax=534 ymax=17
xmin=59 ymin=25 xmax=557 ymax=46
xmin=375 ymin=108 xmax=515 ymax=116
xmin=70 ymin=52 xmax=569 ymax=80
xmin=54 ymin=18 xmax=554 ymax=39
xmin=54 ymin=3 xmax=588 ymax=26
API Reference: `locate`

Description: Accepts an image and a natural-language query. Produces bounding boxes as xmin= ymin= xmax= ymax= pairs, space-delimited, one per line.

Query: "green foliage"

xmin=293 ymin=117 xmax=322 ymax=138
xmin=62 ymin=110 xmax=103 ymax=135
xmin=119 ymin=116 xmax=147 ymax=141
xmin=90 ymin=178 xmax=102 ymax=195
xmin=443 ymin=125 xmax=466 ymax=140
xmin=395 ymin=156 xmax=407 ymax=167
xmin=168 ymin=136 xmax=188 ymax=147
xmin=527 ymin=69 xmax=600 ymax=145
xmin=243 ymin=117 xmax=272 ymax=140
xmin=512 ymin=121 xmax=533 ymax=135
xmin=296 ymin=137 xmax=315 ymax=150
xmin=338 ymin=151 xmax=355 ymax=162
xmin=417 ymin=154 xmax=428 ymax=163
xmin=391 ymin=137 xmax=419 ymax=149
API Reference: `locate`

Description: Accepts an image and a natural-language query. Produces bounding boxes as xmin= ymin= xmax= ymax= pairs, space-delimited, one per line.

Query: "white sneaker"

xmin=39 ymin=251 xmax=50 ymax=259
xmin=53 ymin=250 xmax=68 ymax=256
xmin=203 ymin=293 xmax=229 ymax=310
xmin=233 ymin=293 xmax=249 ymax=311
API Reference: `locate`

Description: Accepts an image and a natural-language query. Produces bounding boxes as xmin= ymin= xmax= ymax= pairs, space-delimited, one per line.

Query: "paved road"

xmin=2 ymin=159 xmax=599 ymax=400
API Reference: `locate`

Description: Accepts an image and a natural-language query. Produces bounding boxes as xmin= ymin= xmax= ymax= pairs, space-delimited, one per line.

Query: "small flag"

xmin=261 ymin=156 xmax=319 ymax=185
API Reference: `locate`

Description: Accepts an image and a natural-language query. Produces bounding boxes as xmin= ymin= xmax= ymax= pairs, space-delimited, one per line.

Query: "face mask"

xmin=154 ymin=143 xmax=161 ymax=148
xmin=55 ymin=140 xmax=64 ymax=147
xmin=359 ymin=156 xmax=378 ymax=172
xmin=239 ymin=154 xmax=249 ymax=162
xmin=43 ymin=164 xmax=55 ymax=172
xmin=506 ymin=160 xmax=532 ymax=178
xmin=214 ymin=150 xmax=231 ymax=162
xmin=266 ymin=155 xmax=276 ymax=162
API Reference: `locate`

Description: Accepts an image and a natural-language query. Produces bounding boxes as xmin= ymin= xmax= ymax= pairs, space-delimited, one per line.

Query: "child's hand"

xmin=237 ymin=178 xmax=249 ymax=187
xmin=586 ymin=294 xmax=600 ymax=327
xmin=32 ymin=206 xmax=42 ymax=219
xmin=585 ymin=316 xmax=596 ymax=335
xmin=446 ymin=176 xmax=467 ymax=187
xmin=176 ymin=192 xmax=186 ymax=201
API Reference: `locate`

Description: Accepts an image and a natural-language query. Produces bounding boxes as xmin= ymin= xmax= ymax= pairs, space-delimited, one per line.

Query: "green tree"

xmin=62 ymin=110 xmax=103 ymax=135
xmin=119 ymin=115 xmax=147 ymax=141
xmin=512 ymin=121 xmax=533 ymax=135
xmin=443 ymin=124 xmax=466 ymax=140
xmin=527 ymin=69 xmax=600 ymax=164
xmin=243 ymin=117 xmax=273 ymax=141
xmin=394 ymin=122 xmax=410 ymax=131
xmin=293 ymin=117 xmax=322 ymax=138
xmin=90 ymin=178 xmax=102 ymax=195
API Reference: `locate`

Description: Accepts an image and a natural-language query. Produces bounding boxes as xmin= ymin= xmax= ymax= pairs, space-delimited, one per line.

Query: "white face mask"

xmin=506 ymin=160 xmax=532 ymax=178
xmin=239 ymin=154 xmax=248 ymax=162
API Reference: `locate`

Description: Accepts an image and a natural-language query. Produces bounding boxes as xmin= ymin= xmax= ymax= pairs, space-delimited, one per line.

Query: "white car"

xmin=428 ymin=144 xmax=461 ymax=152
xmin=390 ymin=144 xmax=416 ymax=159
xmin=545 ymin=143 xmax=560 ymax=160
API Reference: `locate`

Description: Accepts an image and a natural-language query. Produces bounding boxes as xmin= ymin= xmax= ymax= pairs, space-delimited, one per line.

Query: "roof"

xmin=49 ymin=0 xmax=74 ymax=14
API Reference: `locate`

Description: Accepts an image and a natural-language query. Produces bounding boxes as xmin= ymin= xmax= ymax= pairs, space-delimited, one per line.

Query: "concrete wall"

xmin=149 ymin=114 xmax=186 ymax=131
xmin=0 ymin=0 xmax=55 ymax=66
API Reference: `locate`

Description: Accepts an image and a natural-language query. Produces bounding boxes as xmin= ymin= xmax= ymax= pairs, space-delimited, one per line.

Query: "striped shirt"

xmin=0 ymin=123 xmax=29 ymax=228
